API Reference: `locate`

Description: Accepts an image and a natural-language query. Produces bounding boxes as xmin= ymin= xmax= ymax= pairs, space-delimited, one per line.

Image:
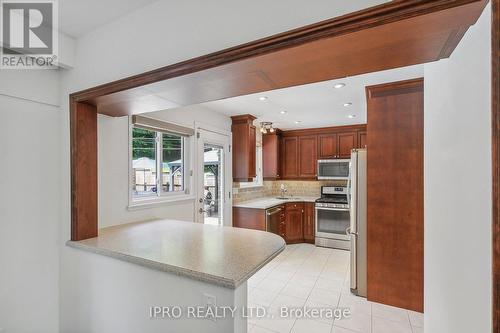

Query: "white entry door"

xmin=196 ymin=127 xmax=232 ymax=226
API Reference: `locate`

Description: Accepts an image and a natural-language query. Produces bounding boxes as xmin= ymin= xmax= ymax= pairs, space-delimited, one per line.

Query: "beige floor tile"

xmin=338 ymin=294 xmax=371 ymax=316
xmin=411 ymin=326 xmax=424 ymax=333
xmin=408 ymin=310 xmax=424 ymax=327
xmin=333 ymin=311 xmax=371 ymax=333
xmin=315 ymin=277 xmax=345 ymax=292
xmin=291 ymin=318 xmax=332 ymax=333
xmin=290 ymin=273 xmax=318 ymax=288
xmin=281 ymin=282 xmax=313 ymax=299
xmin=250 ymin=324 xmax=278 ymax=333
xmin=372 ymin=302 xmax=410 ymax=323
xmin=249 ymin=288 xmax=279 ymax=307
xmin=308 ymin=288 xmax=341 ymax=307
xmin=267 ymin=268 xmax=296 ymax=282
xmin=303 ymin=299 xmax=336 ymax=325
xmin=372 ymin=316 xmax=412 ymax=333
xmin=331 ymin=326 xmax=360 ymax=333
xmin=256 ymin=277 xmax=288 ymax=294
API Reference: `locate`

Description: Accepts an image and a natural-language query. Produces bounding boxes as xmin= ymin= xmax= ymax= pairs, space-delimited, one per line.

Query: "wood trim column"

xmin=70 ymin=99 xmax=98 ymax=241
xmin=492 ymin=0 xmax=499 ymax=331
xmin=366 ymin=78 xmax=424 ymax=312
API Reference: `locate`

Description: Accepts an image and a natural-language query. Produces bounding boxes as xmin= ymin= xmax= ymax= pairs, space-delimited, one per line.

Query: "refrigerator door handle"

xmin=350 ymin=233 xmax=357 ymax=290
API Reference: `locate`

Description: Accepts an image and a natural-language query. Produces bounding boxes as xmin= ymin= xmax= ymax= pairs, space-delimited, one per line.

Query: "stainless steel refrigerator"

xmin=347 ymin=148 xmax=367 ymax=297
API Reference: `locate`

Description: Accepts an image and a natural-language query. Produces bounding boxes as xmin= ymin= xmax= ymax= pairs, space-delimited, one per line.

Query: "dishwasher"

xmin=266 ymin=206 xmax=283 ymax=236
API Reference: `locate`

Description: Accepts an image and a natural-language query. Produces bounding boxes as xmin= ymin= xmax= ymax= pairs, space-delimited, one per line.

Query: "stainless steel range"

xmin=315 ymin=185 xmax=350 ymax=250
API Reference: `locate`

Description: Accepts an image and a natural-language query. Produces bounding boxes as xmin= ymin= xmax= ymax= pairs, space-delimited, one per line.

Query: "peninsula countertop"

xmin=66 ymin=219 xmax=285 ymax=289
xmin=232 ymin=196 xmax=319 ymax=210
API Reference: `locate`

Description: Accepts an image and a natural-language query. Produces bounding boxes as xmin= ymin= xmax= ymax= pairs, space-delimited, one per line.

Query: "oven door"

xmin=315 ymin=206 xmax=350 ymax=240
xmin=317 ymin=159 xmax=350 ymax=180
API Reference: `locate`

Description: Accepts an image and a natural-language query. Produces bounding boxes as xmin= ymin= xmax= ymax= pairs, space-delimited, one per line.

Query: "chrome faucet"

xmin=279 ymin=184 xmax=288 ymax=198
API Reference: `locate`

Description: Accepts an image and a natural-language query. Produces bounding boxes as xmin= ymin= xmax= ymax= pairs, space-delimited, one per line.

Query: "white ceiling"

xmin=59 ymin=0 xmax=160 ymax=37
xmin=57 ymin=0 xmax=389 ymax=38
xmin=200 ymin=65 xmax=424 ymax=130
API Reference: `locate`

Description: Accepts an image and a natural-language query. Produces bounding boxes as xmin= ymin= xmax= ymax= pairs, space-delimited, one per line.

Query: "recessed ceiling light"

xmin=348 ymin=114 xmax=356 ymax=119
xmin=259 ymin=96 xmax=268 ymax=101
xmin=294 ymin=120 xmax=301 ymax=124
xmin=343 ymin=102 xmax=353 ymax=107
xmin=280 ymin=110 xmax=287 ymax=114
xmin=334 ymin=83 xmax=346 ymax=89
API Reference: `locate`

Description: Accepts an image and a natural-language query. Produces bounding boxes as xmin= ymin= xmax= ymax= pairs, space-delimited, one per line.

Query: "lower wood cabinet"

xmin=232 ymin=207 xmax=266 ymax=231
xmin=303 ymin=202 xmax=315 ymax=243
xmin=284 ymin=202 xmax=304 ymax=243
xmin=233 ymin=201 xmax=315 ymax=244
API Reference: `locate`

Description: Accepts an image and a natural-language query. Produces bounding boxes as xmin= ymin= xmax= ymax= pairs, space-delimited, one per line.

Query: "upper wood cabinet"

xmin=338 ymin=131 xmax=358 ymax=158
xmin=282 ymin=136 xmax=298 ymax=179
xmin=318 ymin=134 xmax=337 ymax=159
xmin=298 ymin=135 xmax=317 ymax=178
xmin=262 ymin=124 xmax=366 ymax=181
xmin=262 ymin=131 xmax=281 ymax=180
xmin=231 ymin=114 xmax=257 ymax=182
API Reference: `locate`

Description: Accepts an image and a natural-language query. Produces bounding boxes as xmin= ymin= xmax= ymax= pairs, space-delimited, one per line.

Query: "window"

xmin=239 ymin=142 xmax=263 ymax=188
xmin=131 ymin=127 xmax=187 ymax=202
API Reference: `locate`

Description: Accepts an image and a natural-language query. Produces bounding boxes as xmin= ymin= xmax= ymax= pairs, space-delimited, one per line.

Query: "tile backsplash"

xmin=233 ymin=180 xmax=347 ymax=204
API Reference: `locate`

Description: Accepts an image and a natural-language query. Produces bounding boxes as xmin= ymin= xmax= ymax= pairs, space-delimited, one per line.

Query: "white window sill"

xmin=128 ymin=194 xmax=195 ymax=211
xmin=238 ymin=183 xmax=264 ymax=190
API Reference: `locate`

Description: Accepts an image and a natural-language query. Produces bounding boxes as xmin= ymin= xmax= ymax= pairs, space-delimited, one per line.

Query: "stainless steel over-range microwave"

xmin=317 ymin=159 xmax=350 ymax=180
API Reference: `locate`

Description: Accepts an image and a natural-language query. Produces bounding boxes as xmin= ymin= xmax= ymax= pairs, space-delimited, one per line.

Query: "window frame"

xmin=238 ymin=145 xmax=263 ymax=188
xmin=128 ymin=120 xmax=193 ymax=209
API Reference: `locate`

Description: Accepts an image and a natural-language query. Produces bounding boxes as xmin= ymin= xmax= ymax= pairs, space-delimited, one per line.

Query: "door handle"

xmin=346 ymin=227 xmax=358 ymax=236
xmin=199 ymin=208 xmax=206 ymax=214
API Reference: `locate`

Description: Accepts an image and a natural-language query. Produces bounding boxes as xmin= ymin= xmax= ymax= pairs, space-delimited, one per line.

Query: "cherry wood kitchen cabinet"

xmin=231 ymin=114 xmax=257 ymax=182
xmin=298 ymin=135 xmax=317 ymax=178
xmin=303 ymin=202 xmax=315 ymax=243
xmin=358 ymin=130 xmax=367 ymax=148
xmin=263 ymin=131 xmax=281 ymax=180
xmin=337 ymin=132 xmax=358 ymax=158
xmin=264 ymin=125 xmax=366 ymax=180
xmin=318 ymin=134 xmax=337 ymax=159
xmin=285 ymin=202 xmax=304 ymax=243
xmin=232 ymin=207 xmax=266 ymax=231
xmin=282 ymin=136 xmax=299 ymax=179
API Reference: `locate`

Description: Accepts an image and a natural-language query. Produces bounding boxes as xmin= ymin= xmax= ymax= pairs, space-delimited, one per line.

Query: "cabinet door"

xmin=282 ymin=137 xmax=298 ymax=179
xmin=337 ymin=132 xmax=357 ymax=158
xmin=249 ymin=125 xmax=257 ymax=177
xmin=285 ymin=203 xmax=304 ymax=243
xmin=318 ymin=134 xmax=337 ymax=159
xmin=298 ymin=135 xmax=317 ymax=178
xmin=358 ymin=130 xmax=367 ymax=148
xmin=263 ymin=133 xmax=280 ymax=179
xmin=303 ymin=202 xmax=315 ymax=242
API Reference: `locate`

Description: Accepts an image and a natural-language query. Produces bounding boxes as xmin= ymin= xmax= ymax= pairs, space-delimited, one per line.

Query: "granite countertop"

xmin=233 ymin=196 xmax=319 ymax=210
xmin=66 ymin=219 xmax=285 ymax=289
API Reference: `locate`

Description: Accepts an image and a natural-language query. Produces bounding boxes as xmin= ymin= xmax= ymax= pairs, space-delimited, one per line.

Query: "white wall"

xmin=61 ymin=246 xmax=247 ymax=333
xmin=98 ymin=105 xmax=231 ymax=227
xmin=0 ymin=71 xmax=61 ymax=333
xmin=424 ymin=4 xmax=491 ymax=333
